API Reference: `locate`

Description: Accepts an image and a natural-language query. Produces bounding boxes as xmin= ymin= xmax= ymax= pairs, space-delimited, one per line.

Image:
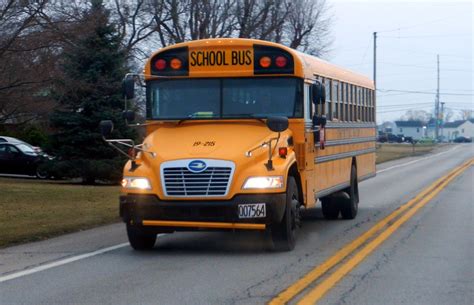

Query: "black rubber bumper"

xmin=120 ymin=193 xmax=287 ymax=228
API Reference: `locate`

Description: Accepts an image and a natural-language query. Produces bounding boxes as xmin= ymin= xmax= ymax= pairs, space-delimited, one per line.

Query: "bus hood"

xmin=142 ymin=121 xmax=289 ymax=162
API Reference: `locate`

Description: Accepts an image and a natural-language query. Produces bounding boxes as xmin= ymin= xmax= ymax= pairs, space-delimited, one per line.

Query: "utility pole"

xmin=435 ymin=54 xmax=440 ymax=140
xmin=373 ymin=32 xmax=377 ymax=122
xmin=440 ymin=102 xmax=445 ymax=140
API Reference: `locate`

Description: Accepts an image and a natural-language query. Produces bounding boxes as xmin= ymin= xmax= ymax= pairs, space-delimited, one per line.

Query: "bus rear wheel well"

xmin=288 ymin=163 xmax=304 ymax=205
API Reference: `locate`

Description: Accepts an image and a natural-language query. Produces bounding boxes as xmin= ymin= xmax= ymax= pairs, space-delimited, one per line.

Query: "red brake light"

xmin=155 ymin=59 xmax=166 ymax=70
xmin=278 ymin=147 xmax=288 ymax=158
xmin=259 ymin=56 xmax=271 ymax=68
xmin=170 ymin=58 xmax=182 ymax=70
xmin=275 ymin=56 xmax=287 ymax=68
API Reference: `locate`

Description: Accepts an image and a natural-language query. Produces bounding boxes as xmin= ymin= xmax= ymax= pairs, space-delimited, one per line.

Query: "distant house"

xmin=378 ymin=121 xmax=396 ymax=134
xmin=442 ymin=119 xmax=474 ymax=141
xmin=394 ymin=120 xmax=425 ymax=140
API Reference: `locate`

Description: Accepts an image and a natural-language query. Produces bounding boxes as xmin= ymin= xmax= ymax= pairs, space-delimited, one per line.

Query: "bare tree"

xmin=459 ymin=109 xmax=473 ymax=120
xmin=284 ymin=0 xmax=332 ymax=55
xmin=400 ymin=110 xmax=433 ymax=123
xmin=146 ymin=0 xmax=332 ymax=53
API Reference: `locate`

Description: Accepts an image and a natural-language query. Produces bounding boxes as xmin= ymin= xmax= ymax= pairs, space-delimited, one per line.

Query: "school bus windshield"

xmin=146 ymin=77 xmax=303 ymax=120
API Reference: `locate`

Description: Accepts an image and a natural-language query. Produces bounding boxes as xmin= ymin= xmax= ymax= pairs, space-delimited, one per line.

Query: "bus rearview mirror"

xmin=312 ymin=82 xmax=325 ymax=105
xmin=122 ymin=110 xmax=135 ymax=122
xmin=266 ymin=116 xmax=289 ymax=133
xmin=99 ymin=120 xmax=114 ymax=137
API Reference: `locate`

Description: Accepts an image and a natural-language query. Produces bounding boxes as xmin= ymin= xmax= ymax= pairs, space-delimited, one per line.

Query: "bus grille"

xmin=163 ymin=167 xmax=232 ymax=196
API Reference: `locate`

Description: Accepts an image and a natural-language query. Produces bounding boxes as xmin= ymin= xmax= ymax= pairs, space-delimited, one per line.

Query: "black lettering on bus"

xmin=196 ymin=51 xmax=203 ymax=66
xmin=190 ymin=51 xmax=197 ymax=66
xmin=244 ymin=50 xmax=252 ymax=65
xmin=203 ymin=51 xmax=209 ymax=66
xmin=231 ymin=51 xmax=238 ymax=65
xmin=223 ymin=51 xmax=229 ymax=65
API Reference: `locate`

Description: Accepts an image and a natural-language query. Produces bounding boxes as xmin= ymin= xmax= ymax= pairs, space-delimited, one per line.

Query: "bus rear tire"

xmin=340 ymin=165 xmax=359 ymax=220
xmin=271 ymin=177 xmax=300 ymax=251
xmin=321 ymin=197 xmax=340 ymax=220
xmin=126 ymin=224 xmax=156 ymax=250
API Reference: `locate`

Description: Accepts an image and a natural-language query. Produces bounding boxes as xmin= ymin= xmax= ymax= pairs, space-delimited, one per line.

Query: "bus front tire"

xmin=126 ymin=224 xmax=156 ymax=250
xmin=340 ymin=165 xmax=359 ymax=220
xmin=321 ymin=197 xmax=340 ymax=220
xmin=271 ymin=177 xmax=300 ymax=251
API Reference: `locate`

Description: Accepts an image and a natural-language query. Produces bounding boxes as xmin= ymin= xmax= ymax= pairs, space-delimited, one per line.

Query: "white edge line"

xmin=0 ymin=233 xmax=164 ymax=284
xmin=0 ymin=242 xmax=129 ymax=284
xmin=376 ymin=145 xmax=460 ymax=174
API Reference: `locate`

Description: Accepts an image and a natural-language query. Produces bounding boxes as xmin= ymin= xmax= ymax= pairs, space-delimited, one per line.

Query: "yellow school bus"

xmin=103 ymin=38 xmax=376 ymax=251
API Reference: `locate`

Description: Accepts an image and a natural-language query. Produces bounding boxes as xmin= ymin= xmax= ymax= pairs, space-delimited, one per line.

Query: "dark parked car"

xmin=453 ymin=136 xmax=472 ymax=143
xmin=0 ymin=142 xmax=49 ymax=178
xmin=378 ymin=133 xmax=404 ymax=143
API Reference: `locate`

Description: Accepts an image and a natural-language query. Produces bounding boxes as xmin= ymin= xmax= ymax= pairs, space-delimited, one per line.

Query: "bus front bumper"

xmin=119 ymin=193 xmax=286 ymax=231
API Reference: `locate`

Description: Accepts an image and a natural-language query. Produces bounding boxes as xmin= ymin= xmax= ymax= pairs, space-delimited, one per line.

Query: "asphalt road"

xmin=1 ymin=144 xmax=473 ymax=305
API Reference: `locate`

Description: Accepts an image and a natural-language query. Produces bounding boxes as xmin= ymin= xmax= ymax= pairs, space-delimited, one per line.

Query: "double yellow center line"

xmin=269 ymin=158 xmax=473 ymax=305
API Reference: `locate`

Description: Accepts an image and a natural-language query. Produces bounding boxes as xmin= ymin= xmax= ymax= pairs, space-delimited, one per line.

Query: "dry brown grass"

xmin=376 ymin=143 xmax=436 ymax=164
xmin=0 ymin=178 xmax=120 ymax=248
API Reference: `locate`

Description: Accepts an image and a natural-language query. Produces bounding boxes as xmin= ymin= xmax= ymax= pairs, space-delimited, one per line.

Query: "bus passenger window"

xmin=332 ymin=81 xmax=339 ymax=120
xmin=346 ymin=84 xmax=350 ymax=121
xmin=325 ymin=79 xmax=332 ymax=120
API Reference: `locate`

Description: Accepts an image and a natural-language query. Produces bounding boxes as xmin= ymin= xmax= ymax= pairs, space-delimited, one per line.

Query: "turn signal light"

xmin=155 ymin=59 xmax=166 ymax=70
xmin=275 ymin=56 xmax=287 ymax=68
xmin=259 ymin=56 xmax=271 ymax=68
xmin=278 ymin=147 xmax=288 ymax=158
xmin=170 ymin=58 xmax=182 ymax=70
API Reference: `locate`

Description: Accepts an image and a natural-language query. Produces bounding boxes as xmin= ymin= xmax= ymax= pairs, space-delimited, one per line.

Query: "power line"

xmin=377 ymin=17 xmax=455 ymax=33
xmin=378 ymin=62 xmax=473 ymax=72
xmin=377 ymin=89 xmax=474 ymax=96
xmin=378 ymin=102 xmax=433 ymax=108
xmin=380 ymin=33 xmax=471 ymax=39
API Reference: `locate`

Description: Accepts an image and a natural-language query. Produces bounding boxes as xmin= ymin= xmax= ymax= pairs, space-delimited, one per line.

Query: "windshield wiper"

xmin=223 ymin=113 xmax=266 ymax=124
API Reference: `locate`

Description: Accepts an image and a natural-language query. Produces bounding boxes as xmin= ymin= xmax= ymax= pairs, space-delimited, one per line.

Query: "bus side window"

xmin=304 ymin=83 xmax=312 ymax=122
xmin=369 ymin=89 xmax=374 ymax=122
xmin=362 ymin=88 xmax=367 ymax=122
xmin=332 ymin=80 xmax=339 ymax=120
xmin=325 ymin=78 xmax=332 ymax=120
xmin=341 ymin=83 xmax=347 ymax=121
xmin=354 ymin=85 xmax=358 ymax=122
xmin=364 ymin=88 xmax=370 ymax=122
xmin=346 ymin=84 xmax=353 ymax=122
xmin=357 ymin=86 xmax=361 ymax=122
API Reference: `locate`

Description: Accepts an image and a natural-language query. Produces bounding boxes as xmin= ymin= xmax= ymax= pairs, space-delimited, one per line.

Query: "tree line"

xmin=0 ymin=0 xmax=331 ymax=183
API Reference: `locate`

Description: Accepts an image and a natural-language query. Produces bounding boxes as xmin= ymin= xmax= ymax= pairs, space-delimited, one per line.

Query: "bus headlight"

xmin=242 ymin=176 xmax=284 ymax=189
xmin=121 ymin=177 xmax=152 ymax=190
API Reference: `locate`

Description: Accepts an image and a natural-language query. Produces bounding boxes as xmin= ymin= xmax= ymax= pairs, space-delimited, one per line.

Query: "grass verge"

xmin=0 ymin=178 xmax=119 ymax=248
xmin=376 ymin=143 xmax=436 ymax=164
xmin=0 ymin=143 xmax=441 ymax=248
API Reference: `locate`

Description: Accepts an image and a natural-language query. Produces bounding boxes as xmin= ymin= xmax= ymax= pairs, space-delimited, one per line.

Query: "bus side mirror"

xmin=122 ymin=76 xmax=135 ymax=100
xmin=266 ymin=116 xmax=289 ymax=132
xmin=313 ymin=115 xmax=327 ymax=127
xmin=122 ymin=110 xmax=135 ymax=122
xmin=99 ymin=120 xmax=114 ymax=137
xmin=312 ymin=82 xmax=325 ymax=105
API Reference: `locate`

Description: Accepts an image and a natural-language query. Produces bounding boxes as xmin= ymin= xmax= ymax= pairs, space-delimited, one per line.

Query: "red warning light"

xmin=155 ymin=59 xmax=166 ymax=70
xmin=275 ymin=56 xmax=287 ymax=68
xmin=278 ymin=147 xmax=288 ymax=158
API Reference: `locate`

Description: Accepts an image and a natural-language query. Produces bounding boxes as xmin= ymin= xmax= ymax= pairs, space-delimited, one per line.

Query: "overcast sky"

xmin=327 ymin=0 xmax=473 ymax=123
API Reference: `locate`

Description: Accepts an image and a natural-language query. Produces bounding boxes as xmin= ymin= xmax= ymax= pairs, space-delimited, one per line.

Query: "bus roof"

xmin=145 ymin=38 xmax=374 ymax=89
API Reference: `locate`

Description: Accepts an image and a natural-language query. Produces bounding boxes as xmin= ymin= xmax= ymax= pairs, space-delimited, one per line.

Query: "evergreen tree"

xmin=49 ymin=0 xmax=135 ymax=184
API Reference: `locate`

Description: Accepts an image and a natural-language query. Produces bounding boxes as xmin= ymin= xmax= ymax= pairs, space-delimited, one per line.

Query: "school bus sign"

xmin=189 ymin=46 xmax=254 ymax=76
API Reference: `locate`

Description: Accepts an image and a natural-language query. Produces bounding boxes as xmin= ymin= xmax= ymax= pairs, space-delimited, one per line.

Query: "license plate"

xmin=238 ymin=203 xmax=266 ymax=219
